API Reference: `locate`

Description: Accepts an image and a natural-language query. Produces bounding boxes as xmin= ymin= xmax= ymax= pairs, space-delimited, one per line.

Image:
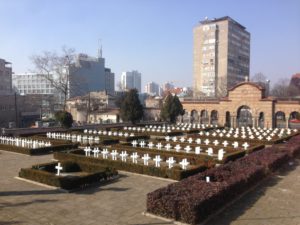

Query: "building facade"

xmin=0 ymin=58 xmax=12 ymax=95
xmin=68 ymin=53 xmax=115 ymax=98
xmin=182 ymin=82 xmax=300 ymax=129
xmin=12 ymin=73 xmax=55 ymax=95
xmin=193 ymin=16 xmax=250 ymax=97
xmin=121 ymin=70 xmax=141 ymax=92
xmin=145 ymin=82 xmax=161 ymax=96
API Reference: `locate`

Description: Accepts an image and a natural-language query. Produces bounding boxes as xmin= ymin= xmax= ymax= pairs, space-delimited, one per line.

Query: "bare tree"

xmin=250 ymin=72 xmax=267 ymax=83
xmin=271 ymin=78 xmax=300 ymax=98
xmin=31 ymin=46 xmax=76 ymax=110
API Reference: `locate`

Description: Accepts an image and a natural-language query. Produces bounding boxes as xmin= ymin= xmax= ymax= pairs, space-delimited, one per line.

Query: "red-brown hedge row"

xmin=146 ymin=136 xmax=300 ymax=225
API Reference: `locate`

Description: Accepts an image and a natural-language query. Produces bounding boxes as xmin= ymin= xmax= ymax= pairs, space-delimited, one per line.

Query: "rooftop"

xmin=199 ymin=16 xmax=246 ymax=30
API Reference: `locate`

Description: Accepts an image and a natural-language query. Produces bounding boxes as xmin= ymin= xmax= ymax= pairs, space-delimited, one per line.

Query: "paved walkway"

xmin=0 ymin=150 xmax=299 ymax=225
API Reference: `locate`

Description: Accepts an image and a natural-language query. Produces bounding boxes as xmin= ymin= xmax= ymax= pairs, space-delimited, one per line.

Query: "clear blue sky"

xmin=1 ymin=0 xmax=299 ymax=88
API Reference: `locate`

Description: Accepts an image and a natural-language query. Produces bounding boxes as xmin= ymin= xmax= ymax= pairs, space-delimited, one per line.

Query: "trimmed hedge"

xmin=0 ymin=143 xmax=78 ymax=155
xmin=19 ymin=160 xmax=118 ymax=191
xmin=53 ymin=150 xmax=209 ymax=180
xmin=146 ymin=139 xmax=298 ymax=224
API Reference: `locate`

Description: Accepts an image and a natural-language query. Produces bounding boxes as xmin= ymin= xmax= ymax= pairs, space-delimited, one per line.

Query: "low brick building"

xmin=182 ymin=82 xmax=300 ymax=128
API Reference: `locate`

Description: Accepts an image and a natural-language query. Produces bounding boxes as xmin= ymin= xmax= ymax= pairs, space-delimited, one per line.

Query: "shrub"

xmin=55 ymin=111 xmax=73 ymax=128
xmin=19 ymin=160 xmax=118 ymax=191
xmin=146 ymin=142 xmax=295 ymax=224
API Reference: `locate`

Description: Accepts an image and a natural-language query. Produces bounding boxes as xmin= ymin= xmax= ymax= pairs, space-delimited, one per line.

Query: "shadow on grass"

xmin=205 ymin=158 xmax=300 ymax=225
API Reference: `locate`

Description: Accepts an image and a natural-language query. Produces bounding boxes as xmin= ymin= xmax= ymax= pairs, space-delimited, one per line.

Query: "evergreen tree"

xmin=55 ymin=111 xmax=73 ymax=128
xmin=160 ymin=93 xmax=184 ymax=123
xmin=120 ymin=89 xmax=144 ymax=124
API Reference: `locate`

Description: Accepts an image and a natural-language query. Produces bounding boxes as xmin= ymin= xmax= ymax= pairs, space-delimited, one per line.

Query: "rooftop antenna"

xmin=98 ymin=38 xmax=102 ymax=58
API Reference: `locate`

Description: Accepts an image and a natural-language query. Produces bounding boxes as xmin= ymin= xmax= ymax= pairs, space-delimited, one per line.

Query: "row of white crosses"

xmin=124 ymin=123 xmax=217 ymax=133
xmin=0 ymin=136 xmax=51 ymax=149
xmin=83 ymin=129 xmax=135 ymax=137
xmin=197 ymin=127 xmax=297 ymax=142
xmin=82 ymin=147 xmax=191 ymax=169
xmin=47 ymin=132 xmax=100 ymax=144
xmin=130 ymin=140 xmax=236 ymax=160
xmin=163 ymin=136 xmax=250 ymax=150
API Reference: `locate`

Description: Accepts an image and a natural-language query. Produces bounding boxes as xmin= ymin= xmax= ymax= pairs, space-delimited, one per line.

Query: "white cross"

xmin=120 ymin=151 xmax=128 ymax=162
xmin=153 ymin=155 xmax=162 ymax=167
xmin=195 ymin=146 xmax=201 ymax=154
xmin=111 ymin=150 xmax=118 ymax=160
xmin=218 ymin=149 xmax=224 ymax=161
xmin=204 ymin=139 xmax=210 ymax=145
xmin=232 ymin=141 xmax=239 ymax=148
xmin=131 ymin=152 xmax=139 ymax=164
xmin=156 ymin=143 xmax=162 ymax=150
xmin=258 ymin=136 xmax=263 ymax=140
xmin=213 ymin=140 xmax=219 ymax=146
xmin=84 ymin=147 xmax=91 ymax=156
xmin=92 ymin=148 xmax=100 ymax=157
xmin=148 ymin=142 xmax=154 ymax=148
xmin=207 ymin=148 xmax=213 ymax=156
xmin=55 ymin=162 xmax=63 ymax=176
xmin=196 ymin=138 xmax=201 ymax=144
xmin=242 ymin=142 xmax=249 ymax=150
xmin=166 ymin=157 xmax=176 ymax=169
xmin=165 ymin=143 xmax=172 ymax=151
xmin=180 ymin=137 xmax=185 ymax=142
xmin=139 ymin=141 xmax=146 ymax=148
xmin=142 ymin=154 xmax=151 ymax=166
xmin=184 ymin=145 xmax=192 ymax=153
xmin=172 ymin=137 xmax=178 ymax=142
xmin=175 ymin=144 xmax=181 ymax=152
xmin=187 ymin=138 xmax=193 ymax=143
xmin=266 ymin=136 xmax=272 ymax=141
xmin=102 ymin=148 xmax=109 ymax=159
xmin=179 ymin=158 xmax=189 ymax=170
xmin=222 ymin=140 xmax=228 ymax=148
xmin=165 ymin=136 xmax=171 ymax=141
xmin=131 ymin=140 xmax=138 ymax=147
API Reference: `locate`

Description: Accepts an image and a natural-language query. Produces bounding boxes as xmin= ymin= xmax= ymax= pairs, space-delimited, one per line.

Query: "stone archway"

xmin=200 ymin=110 xmax=209 ymax=125
xmin=225 ymin=111 xmax=231 ymax=127
xmin=237 ymin=105 xmax=252 ymax=127
xmin=210 ymin=110 xmax=218 ymax=125
xmin=275 ymin=111 xmax=286 ymax=128
xmin=190 ymin=110 xmax=199 ymax=123
xmin=258 ymin=112 xmax=264 ymax=128
xmin=288 ymin=111 xmax=300 ymax=129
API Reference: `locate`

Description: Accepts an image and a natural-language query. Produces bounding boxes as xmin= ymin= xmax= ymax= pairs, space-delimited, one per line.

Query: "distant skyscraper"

xmin=145 ymin=82 xmax=161 ymax=96
xmin=12 ymin=73 xmax=55 ymax=95
xmin=162 ymin=82 xmax=174 ymax=91
xmin=68 ymin=53 xmax=115 ymax=98
xmin=121 ymin=70 xmax=141 ymax=93
xmin=193 ymin=16 xmax=250 ymax=97
xmin=0 ymin=58 xmax=12 ymax=95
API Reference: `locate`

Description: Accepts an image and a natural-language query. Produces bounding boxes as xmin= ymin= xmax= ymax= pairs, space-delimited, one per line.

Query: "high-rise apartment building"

xmin=12 ymin=73 xmax=55 ymax=95
xmin=68 ymin=53 xmax=115 ymax=98
xmin=145 ymin=82 xmax=161 ymax=96
xmin=193 ymin=16 xmax=250 ymax=97
xmin=121 ymin=70 xmax=141 ymax=93
xmin=0 ymin=58 xmax=12 ymax=95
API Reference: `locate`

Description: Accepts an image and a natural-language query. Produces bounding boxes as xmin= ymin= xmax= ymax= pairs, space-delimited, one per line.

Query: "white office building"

xmin=121 ymin=70 xmax=141 ymax=93
xmin=145 ymin=82 xmax=161 ymax=96
xmin=12 ymin=73 xmax=55 ymax=95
